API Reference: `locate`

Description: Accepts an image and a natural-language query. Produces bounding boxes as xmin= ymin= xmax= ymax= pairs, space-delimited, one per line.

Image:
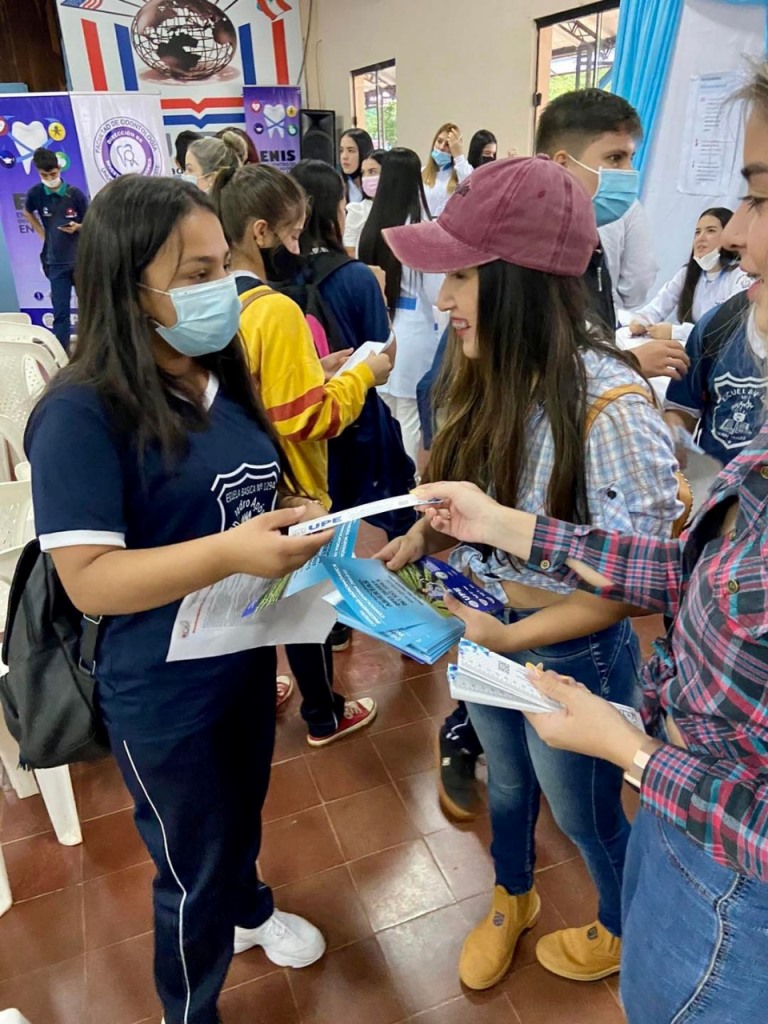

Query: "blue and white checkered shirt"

xmin=451 ymin=349 xmax=683 ymax=601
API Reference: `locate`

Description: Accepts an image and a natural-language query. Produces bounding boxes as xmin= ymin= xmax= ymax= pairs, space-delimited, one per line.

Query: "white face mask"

xmin=695 ymin=249 xmax=721 ymax=273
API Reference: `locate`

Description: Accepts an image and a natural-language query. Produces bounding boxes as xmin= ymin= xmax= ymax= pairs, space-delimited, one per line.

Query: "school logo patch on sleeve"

xmin=211 ymin=461 xmax=280 ymax=531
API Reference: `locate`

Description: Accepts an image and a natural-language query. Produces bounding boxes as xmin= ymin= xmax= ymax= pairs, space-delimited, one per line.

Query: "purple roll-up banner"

xmin=243 ymin=86 xmax=302 ymax=171
xmin=0 ymin=93 xmax=90 ymax=327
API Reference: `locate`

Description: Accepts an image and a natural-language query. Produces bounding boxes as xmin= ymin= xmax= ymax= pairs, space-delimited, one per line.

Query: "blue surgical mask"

xmin=180 ymin=173 xmax=199 ymax=187
xmin=142 ymin=275 xmax=242 ymax=356
xmin=569 ymin=155 xmax=639 ymax=227
xmin=432 ymin=148 xmax=453 ymax=169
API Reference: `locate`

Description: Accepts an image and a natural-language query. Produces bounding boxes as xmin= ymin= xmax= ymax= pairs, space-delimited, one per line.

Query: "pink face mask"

xmin=362 ymin=175 xmax=380 ymax=199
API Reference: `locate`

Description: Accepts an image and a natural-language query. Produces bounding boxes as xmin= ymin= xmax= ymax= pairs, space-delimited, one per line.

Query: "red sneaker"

xmin=306 ymin=698 xmax=377 ymax=747
xmin=276 ymin=675 xmax=294 ymax=711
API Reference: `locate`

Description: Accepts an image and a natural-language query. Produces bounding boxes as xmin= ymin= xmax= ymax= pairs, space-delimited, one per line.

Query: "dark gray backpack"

xmin=0 ymin=539 xmax=110 ymax=769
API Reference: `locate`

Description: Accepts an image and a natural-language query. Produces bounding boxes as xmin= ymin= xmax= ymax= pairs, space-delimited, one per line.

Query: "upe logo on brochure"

xmin=93 ymin=117 xmax=161 ymax=182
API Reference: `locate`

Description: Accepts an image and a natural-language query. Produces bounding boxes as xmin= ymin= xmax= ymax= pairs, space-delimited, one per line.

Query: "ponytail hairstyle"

xmin=215 ymin=126 xmax=260 ymax=164
xmin=290 ymin=159 xmax=347 ymax=254
xmin=422 ymin=122 xmax=461 ymax=193
xmin=677 ymin=207 xmax=738 ymax=323
xmin=212 ymin=163 xmax=306 ymax=247
xmin=187 ymin=134 xmax=243 ymax=189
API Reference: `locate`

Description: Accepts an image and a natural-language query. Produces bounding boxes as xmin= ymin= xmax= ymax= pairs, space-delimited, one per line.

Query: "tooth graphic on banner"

xmin=10 ymin=120 xmax=48 ymax=172
xmin=264 ymin=103 xmax=287 ymax=137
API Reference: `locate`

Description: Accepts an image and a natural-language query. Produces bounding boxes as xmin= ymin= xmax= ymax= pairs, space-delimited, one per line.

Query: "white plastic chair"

xmin=0 ymin=1011 xmax=34 ymax=1023
xmin=0 ymin=476 xmax=82 ymax=918
xmin=0 ymin=313 xmax=32 ymax=325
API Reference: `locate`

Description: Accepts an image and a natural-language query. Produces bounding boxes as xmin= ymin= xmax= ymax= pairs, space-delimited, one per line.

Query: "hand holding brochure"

xmin=288 ymin=494 xmax=442 ymax=537
xmin=448 ymin=639 xmax=644 ymax=729
xmin=331 ymin=332 xmax=394 ymax=378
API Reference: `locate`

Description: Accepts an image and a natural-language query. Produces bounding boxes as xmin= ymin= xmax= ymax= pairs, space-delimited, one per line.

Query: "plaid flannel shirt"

xmin=529 ymin=422 xmax=768 ymax=879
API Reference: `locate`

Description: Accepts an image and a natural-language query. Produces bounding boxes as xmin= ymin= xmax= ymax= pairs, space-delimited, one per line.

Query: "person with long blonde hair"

xmin=422 ymin=122 xmax=472 ymax=216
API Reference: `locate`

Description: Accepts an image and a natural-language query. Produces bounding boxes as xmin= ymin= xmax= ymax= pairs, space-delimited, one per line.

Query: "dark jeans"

xmin=106 ymin=657 xmax=277 ymax=1024
xmin=622 ymin=809 xmax=768 ymax=1023
xmin=467 ymin=616 xmax=641 ymax=937
xmin=44 ymin=263 xmax=74 ymax=351
xmin=286 ymin=638 xmax=345 ymax=737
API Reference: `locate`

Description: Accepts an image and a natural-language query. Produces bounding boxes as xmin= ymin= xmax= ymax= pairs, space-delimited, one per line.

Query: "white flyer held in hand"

xmin=331 ymin=335 xmax=392 ymax=379
xmin=288 ymin=494 xmax=442 ymax=536
xmin=448 ymin=639 xmax=644 ymax=729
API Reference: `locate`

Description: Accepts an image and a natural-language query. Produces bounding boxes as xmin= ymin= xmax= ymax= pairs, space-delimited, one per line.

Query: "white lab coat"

xmin=346 ymin=177 xmax=364 ymax=204
xmin=379 ymin=267 xmax=444 ymax=400
xmin=423 ymin=156 xmax=472 ymax=217
xmin=343 ymin=200 xmax=372 ymax=254
xmin=633 ymin=263 xmax=751 ymax=341
xmin=598 ymin=201 xmax=658 ymax=311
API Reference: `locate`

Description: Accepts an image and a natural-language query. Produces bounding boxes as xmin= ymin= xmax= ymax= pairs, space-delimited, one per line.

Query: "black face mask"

xmin=258 ymin=244 xmax=300 ymax=283
xmin=478 ymin=155 xmax=496 ymax=166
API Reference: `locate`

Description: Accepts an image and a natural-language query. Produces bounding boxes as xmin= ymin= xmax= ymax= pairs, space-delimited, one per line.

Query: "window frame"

xmin=350 ymin=58 xmax=397 ymax=149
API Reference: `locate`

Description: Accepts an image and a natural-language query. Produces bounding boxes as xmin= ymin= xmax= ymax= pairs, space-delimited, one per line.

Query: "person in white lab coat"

xmin=629 ymin=207 xmax=750 ymax=342
xmin=339 ymin=128 xmax=373 ymax=204
xmin=359 ymin=147 xmax=444 ymax=465
xmin=598 ymin=200 xmax=658 ymax=311
xmin=344 ymin=148 xmax=386 ymax=255
xmin=422 ymin=122 xmax=473 ymax=217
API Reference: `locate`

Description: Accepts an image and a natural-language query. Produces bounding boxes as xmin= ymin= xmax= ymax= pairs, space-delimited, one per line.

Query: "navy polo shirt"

xmin=24 ymin=183 xmax=89 ymax=267
xmin=25 ymin=377 xmax=281 ymax=738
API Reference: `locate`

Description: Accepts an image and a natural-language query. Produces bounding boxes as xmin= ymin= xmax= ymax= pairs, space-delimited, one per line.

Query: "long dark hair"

xmin=361 ymin=148 xmax=387 ymax=202
xmin=46 ymin=175 xmax=284 ymax=465
xmin=359 ymin=147 xmax=430 ymax=310
xmin=290 ymin=159 xmax=346 ymax=254
xmin=340 ymin=128 xmax=373 ymax=194
xmin=677 ymin=207 xmax=738 ymax=323
xmin=425 ymin=261 xmax=639 ymax=525
xmin=467 ymin=130 xmax=497 ymax=169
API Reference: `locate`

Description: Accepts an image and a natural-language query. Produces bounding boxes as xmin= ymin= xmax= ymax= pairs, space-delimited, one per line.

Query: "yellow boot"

xmin=459 ymin=885 xmax=541 ymax=990
xmin=535 ymin=919 xmax=621 ymax=981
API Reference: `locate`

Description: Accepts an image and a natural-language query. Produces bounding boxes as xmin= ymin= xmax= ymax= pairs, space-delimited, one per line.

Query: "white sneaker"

xmin=234 ymin=909 xmax=326 ymax=967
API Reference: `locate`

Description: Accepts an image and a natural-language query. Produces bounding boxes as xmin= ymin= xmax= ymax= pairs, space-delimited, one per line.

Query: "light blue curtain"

xmin=612 ymin=0 xmax=685 ymax=183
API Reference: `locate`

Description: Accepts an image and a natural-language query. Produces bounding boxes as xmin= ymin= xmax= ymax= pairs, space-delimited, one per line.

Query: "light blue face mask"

xmin=180 ymin=173 xmax=199 ymax=187
xmin=432 ymin=148 xmax=453 ymax=169
xmin=142 ymin=274 xmax=242 ymax=357
xmin=569 ymin=155 xmax=639 ymax=227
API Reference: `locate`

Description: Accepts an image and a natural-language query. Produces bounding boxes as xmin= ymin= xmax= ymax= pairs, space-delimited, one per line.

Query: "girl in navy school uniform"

xmin=25 ymin=174 xmax=330 ymax=1024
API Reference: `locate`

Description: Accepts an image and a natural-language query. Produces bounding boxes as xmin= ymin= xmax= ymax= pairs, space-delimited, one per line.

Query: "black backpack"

xmin=269 ymin=250 xmax=353 ymax=353
xmin=0 ymin=540 xmax=110 ymax=769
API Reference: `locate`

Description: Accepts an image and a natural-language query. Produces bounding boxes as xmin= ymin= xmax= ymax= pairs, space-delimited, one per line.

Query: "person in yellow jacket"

xmin=213 ymin=163 xmax=391 ymax=745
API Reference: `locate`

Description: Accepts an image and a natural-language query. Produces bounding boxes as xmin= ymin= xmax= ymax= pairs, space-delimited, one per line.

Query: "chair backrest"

xmin=0 ymin=312 xmax=32 ymax=325
xmin=0 ymin=338 xmax=65 ymax=456
xmin=0 ymin=479 xmax=33 ymax=554
xmin=0 ymin=322 xmax=68 ymax=367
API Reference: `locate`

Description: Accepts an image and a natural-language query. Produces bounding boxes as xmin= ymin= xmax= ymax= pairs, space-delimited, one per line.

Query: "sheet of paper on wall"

xmin=678 ymin=71 xmax=745 ymax=196
xmin=164 ymin=525 xmax=360 ymax=662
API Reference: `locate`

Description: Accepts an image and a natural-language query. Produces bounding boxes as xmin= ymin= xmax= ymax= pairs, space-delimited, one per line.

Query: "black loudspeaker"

xmin=300 ymin=109 xmax=337 ymax=165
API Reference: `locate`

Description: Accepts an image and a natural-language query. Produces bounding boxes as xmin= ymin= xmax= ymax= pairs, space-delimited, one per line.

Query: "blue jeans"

xmin=44 ymin=263 xmax=74 ymax=351
xmin=621 ymin=808 xmax=768 ymax=1023
xmin=467 ymin=615 xmax=640 ymax=937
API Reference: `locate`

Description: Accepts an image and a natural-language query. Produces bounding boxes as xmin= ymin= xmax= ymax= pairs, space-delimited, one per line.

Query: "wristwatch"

xmin=623 ymin=746 xmax=652 ymax=791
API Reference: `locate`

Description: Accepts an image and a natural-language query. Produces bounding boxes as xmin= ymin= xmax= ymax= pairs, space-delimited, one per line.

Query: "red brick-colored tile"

xmin=288 ymin=936 xmax=405 ymax=1024
xmin=273 ymin=710 xmax=310 ymax=764
xmin=273 ymin=865 xmax=372 ymax=952
xmin=348 ymin=840 xmax=454 ymax=932
xmin=0 ymin=886 xmax=84 ymax=980
xmin=83 ymin=861 xmax=155 ymax=950
xmin=325 ymin=784 xmax=417 ymax=861
xmin=535 ymin=855 xmax=599 ymax=927
xmin=534 ymin=799 xmax=578 ymax=870
xmin=259 ymin=806 xmax=344 ymax=888
xmin=75 ymin=758 xmax=133 ymax=820
xmin=405 ymin=993 xmax=520 ymax=1023
xmin=365 ymin=681 xmax=429 ymax=734
xmin=85 ymin=932 xmax=160 ymax=1024
xmin=81 ymin=807 xmax=151 ymax=880
xmin=262 ymin=756 xmax=321 ymax=823
xmin=0 ymin=955 xmax=86 ymax=1024
xmin=219 ymin=970 xmax=299 ymax=1023
xmin=425 ymin=817 xmax=494 ymax=901
xmin=372 ymin=720 xmax=437 ymax=780
xmin=376 ymin=903 xmax=467 ymax=1013
xmin=395 ymin=769 xmax=454 ymax=835
xmin=407 ymin=666 xmax=455 ymax=718
xmin=0 ymin=789 xmax=53 ymax=843
xmin=505 ymin=963 xmax=625 ymax=1024
xmin=2 ymin=829 xmax=83 ymax=901
xmin=306 ymin=735 xmax=388 ymax=802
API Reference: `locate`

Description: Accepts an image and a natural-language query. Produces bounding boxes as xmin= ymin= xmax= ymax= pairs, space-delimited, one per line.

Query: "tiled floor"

xmin=0 ymin=528 xmax=660 ymax=1024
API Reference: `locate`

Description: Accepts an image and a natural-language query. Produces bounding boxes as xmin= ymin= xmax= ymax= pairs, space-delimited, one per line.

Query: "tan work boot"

xmin=459 ymin=885 xmax=541 ymax=990
xmin=535 ymin=919 xmax=621 ymax=981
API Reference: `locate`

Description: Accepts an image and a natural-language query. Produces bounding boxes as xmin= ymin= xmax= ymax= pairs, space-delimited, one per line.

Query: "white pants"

xmin=379 ymin=393 xmax=421 ymax=470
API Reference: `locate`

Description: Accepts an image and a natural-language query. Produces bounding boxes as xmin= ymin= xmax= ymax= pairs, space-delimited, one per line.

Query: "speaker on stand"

xmin=300 ymin=109 xmax=337 ymax=165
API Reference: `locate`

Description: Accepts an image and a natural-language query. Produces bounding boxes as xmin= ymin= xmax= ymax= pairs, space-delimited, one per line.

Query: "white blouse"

xmin=423 ymin=156 xmax=472 ymax=217
xmin=343 ymin=200 xmax=372 ymax=254
xmin=633 ymin=264 xmax=751 ymax=341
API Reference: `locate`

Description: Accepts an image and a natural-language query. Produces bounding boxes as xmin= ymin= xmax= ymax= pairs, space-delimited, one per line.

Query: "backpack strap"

xmin=585 ymin=384 xmax=693 ymax=538
xmin=239 ymin=285 xmax=275 ymax=313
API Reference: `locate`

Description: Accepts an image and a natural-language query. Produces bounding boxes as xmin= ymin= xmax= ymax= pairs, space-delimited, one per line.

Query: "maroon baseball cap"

xmin=384 ymin=154 xmax=598 ymax=277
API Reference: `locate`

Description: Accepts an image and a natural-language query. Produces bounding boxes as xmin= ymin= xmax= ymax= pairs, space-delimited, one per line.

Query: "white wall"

xmin=302 ymin=0 xmax=604 ymax=159
xmin=641 ymin=0 xmax=764 ymax=289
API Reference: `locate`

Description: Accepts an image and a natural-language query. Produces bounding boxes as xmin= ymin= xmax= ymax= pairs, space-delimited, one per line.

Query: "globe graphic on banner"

xmin=131 ymin=0 xmax=238 ymax=82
